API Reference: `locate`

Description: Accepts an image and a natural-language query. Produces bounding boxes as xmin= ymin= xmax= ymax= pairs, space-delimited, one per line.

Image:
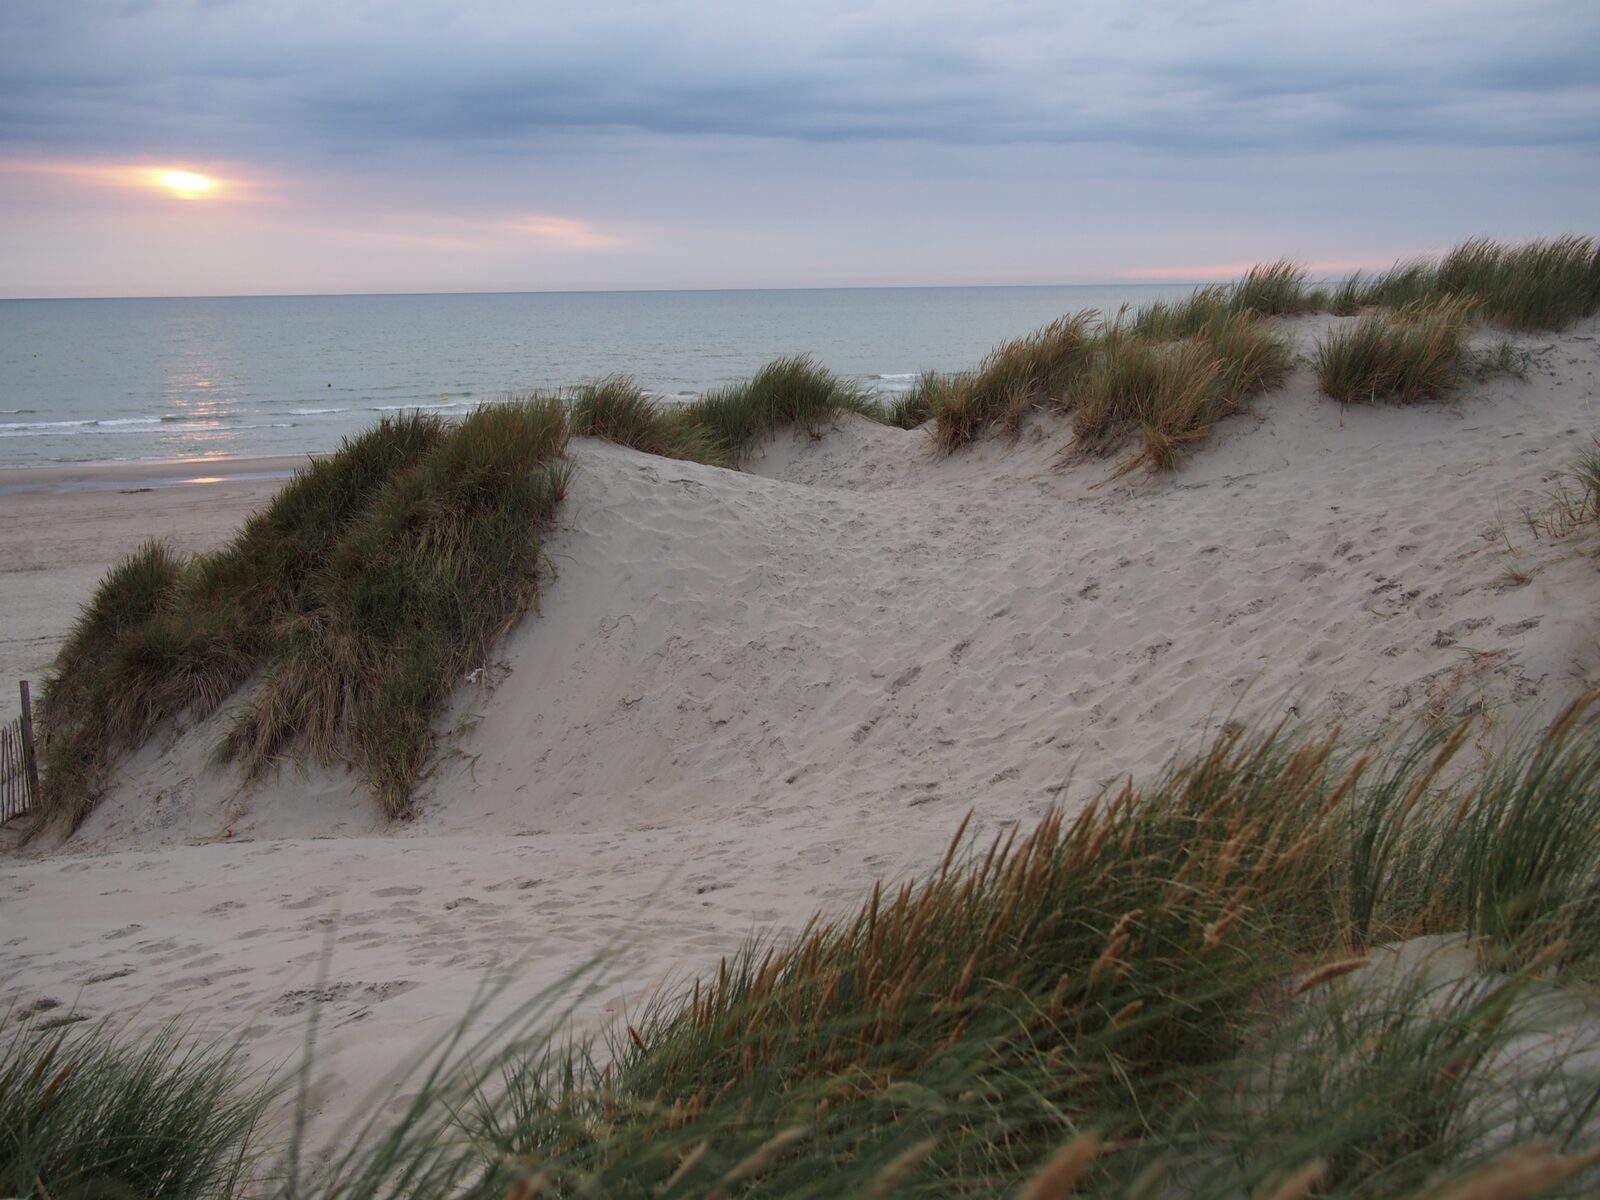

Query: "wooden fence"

xmin=1 ymin=681 xmax=40 ymax=823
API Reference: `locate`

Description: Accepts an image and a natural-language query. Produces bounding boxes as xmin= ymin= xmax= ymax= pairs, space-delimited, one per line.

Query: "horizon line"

xmin=0 ymin=279 xmax=1240 ymax=303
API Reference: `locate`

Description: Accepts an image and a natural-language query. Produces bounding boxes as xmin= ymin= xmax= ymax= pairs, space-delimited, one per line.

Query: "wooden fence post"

xmin=19 ymin=680 xmax=40 ymax=810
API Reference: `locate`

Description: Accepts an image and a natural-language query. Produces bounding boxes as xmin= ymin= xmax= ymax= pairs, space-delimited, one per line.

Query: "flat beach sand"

xmin=2 ymin=314 xmax=1598 ymax=1148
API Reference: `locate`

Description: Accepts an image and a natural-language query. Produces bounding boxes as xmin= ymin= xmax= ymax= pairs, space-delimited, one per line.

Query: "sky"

xmin=1 ymin=0 xmax=1597 ymax=297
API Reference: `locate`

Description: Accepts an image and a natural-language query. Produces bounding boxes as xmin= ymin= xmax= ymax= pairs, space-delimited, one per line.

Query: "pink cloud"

xmin=505 ymin=213 xmax=624 ymax=249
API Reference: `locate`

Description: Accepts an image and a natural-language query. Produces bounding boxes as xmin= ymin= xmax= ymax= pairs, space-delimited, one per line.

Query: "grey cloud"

xmin=1 ymin=0 xmax=1597 ymax=162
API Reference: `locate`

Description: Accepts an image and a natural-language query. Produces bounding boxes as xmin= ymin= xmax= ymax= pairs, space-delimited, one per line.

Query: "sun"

xmin=155 ymin=169 xmax=215 ymax=199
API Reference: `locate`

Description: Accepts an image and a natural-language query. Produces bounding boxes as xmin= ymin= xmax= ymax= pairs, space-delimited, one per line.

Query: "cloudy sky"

xmin=2 ymin=0 xmax=1596 ymax=297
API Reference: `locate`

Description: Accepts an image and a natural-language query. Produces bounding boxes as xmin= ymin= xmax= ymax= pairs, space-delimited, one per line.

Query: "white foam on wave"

xmin=290 ymin=407 xmax=348 ymax=415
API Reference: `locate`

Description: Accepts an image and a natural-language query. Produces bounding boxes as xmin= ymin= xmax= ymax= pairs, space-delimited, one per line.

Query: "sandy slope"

xmin=2 ymin=315 xmax=1597 ymax=1150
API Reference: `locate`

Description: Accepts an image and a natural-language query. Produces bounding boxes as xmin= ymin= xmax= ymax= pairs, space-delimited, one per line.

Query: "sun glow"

xmin=155 ymin=169 xmax=215 ymax=198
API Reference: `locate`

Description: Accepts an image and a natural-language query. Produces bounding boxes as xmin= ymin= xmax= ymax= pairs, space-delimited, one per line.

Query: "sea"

xmin=0 ymin=285 xmax=1198 ymax=469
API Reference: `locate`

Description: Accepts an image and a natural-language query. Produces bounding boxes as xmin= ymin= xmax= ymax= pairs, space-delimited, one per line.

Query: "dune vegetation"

xmin=569 ymin=356 xmax=882 ymax=468
xmin=36 ymin=400 xmax=570 ymax=829
xmin=0 ymin=1015 xmax=271 ymax=1200
xmin=904 ymin=236 xmax=1600 ymax=461
xmin=33 ymin=236 xmax=1600 ymax=833
xmin=11 ymin=701 xmax=1600 ymax=1198
xmin=1313 ymin=297 xmax=1478 ymax=406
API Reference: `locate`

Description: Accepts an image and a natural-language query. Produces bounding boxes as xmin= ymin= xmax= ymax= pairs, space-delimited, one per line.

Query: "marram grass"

xmin=928 ymin=303 xmax=1292 ymax=466
xmin=925 ymin=234 xmax=1596 ymax=461
xmin=929 ymin=311 xmax=1097 ymax=453
xmin=0 ymin=1016 xmax=269 ymax=1200
xmin=11 ymin=701 xmax=1600 ymax=1197
xmin=680 ymin=355 xmax=880 ymax=466
xmin=36 ymin=403 xmax=568 ymax=830
xmin=37 ymin=413 xmax=447 ymax=830
xmin=1332 ymin=236 xmax=1600 ymax=331
xmin=570 ymin=357 xmax=882 ymax=468
xmin=1314 ymin=297 xmax=1476 ymax=405
xmin=220 ymin=397 xmax=572 ymax=818
xmin=567 ymin=375 xmax=718 ymax=463
xmin=398 ymin=700 xmax=1600 ymax=1198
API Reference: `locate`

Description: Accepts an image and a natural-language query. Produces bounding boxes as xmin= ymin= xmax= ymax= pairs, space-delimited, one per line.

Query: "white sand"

xmin=2 ymin=316 xmax=1598 ymax=1148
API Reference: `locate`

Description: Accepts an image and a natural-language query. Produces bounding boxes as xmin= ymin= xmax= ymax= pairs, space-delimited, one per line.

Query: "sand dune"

xmin=2 ymin=314 xmax=1597 ymax=1148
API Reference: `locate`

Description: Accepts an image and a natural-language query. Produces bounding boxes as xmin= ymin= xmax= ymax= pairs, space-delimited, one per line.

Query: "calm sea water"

xmin=0 ymin=286 xmax=1195 ymax=468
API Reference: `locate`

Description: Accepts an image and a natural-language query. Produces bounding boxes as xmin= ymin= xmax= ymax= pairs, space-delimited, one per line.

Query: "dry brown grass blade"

xmin=1256 ymin=1159 xmax=1328 ymax=1200
xmin=701 ymin=1125 xmax=811 ymax=1200
xmin=658 ymin=1140 xmax=709 ymax=1194
xmin=1425 ymin=1141 xmax=1600 ymax=1200
xmin=868 ymin=1137 xmax=940 ymax=1196
xmin=1017 ymin=1131 xmax=1102 ymax=1199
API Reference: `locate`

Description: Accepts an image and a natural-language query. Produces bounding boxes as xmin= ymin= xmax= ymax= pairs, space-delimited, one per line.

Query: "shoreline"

xmin=0 ymin=453 xmax=310 ymax=496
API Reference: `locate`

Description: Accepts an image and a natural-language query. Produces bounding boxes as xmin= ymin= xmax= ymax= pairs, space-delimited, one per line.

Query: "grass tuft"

xmin=221 ymin=397 xmax=571 ymax=817
xmin=929 ymin=312 xmax=1097 ymax=453
xmin=567 ymin=375 xmax=718 ymax=462
xmin=0 ymin=1016 xmax=269 ymax=1200
xmin=295 ymin=698 xmax=1600 ymax=1198
xmin=1231 ymin=259 xmax=1317 ymax=317
xmin=37 ymin=413 xmax=447 ymax=830
xmin=572 ymin=358 xmax=883 ymax=467
xmin=1332 ymin=237 xmax=1600 ymax=331
xmin=680 ymin=356 xmax=875 ymax=466
xmin=1314 ymin=298 xmax=1476 ymax=405
xmin=21 ymin=700 xmax=1600 ymax=1197
xmin=1064 ymin=313 xmax=1291 ymax=471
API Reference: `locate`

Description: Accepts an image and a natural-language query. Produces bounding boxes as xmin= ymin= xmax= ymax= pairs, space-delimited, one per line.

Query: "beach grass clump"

xmin=36 ymin=414 xmax=446 ymax=830
xmin=567 ymin=375 xmax=720 ymax=462
xmin=884 ymin=373 xmax=946 ymax=429
xmin=1314 ymin=297 xmax=1476 ymax=405
xmin=221 ymin=398 xmax=571 ymax=818
xmin=1129 ymin=284 xmax=1235 ymax=340
xmin=1131 ymin=264 xmax=1315 ymax=343
xmin=1191 ymin=310 xmax=1295 ymax=407
xmin=1217 ymin=958 xmax=1592 ymax=1197
xmin=1436 ymin=235 xmax=1600 ymax=332
xmin=18 ymin=702 xmax=1600 ymax=1198
xmin=1444 ymin=699 xmax=1600 ymax=960
xmin=679 ymin=356 xmax=875 ymax=466
xmin=1330 ymin=237 xmax=1600 ymax=331
xmin=1332 ymin=261 xmax=1441 ymax=315
xmin=932 ymin=302 xmax=1292 ymax=464
xmin=1064 ymin=314 xmax=1290 ymax=471
xmin=929 ymin=311 xmax=1097 ymax=453
xmin=0 ymin=1017 xmax=269 ymax=1200
xmin=1069 ymin=328 xmax=1224 ymax=470
xmin=571 ymin=359 xmax=887 ymax=467
xmin=1230 ymin=259 xmax=1318 ymax=317
xmin=287 ymin=699 xmax=1600 ymax=1198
